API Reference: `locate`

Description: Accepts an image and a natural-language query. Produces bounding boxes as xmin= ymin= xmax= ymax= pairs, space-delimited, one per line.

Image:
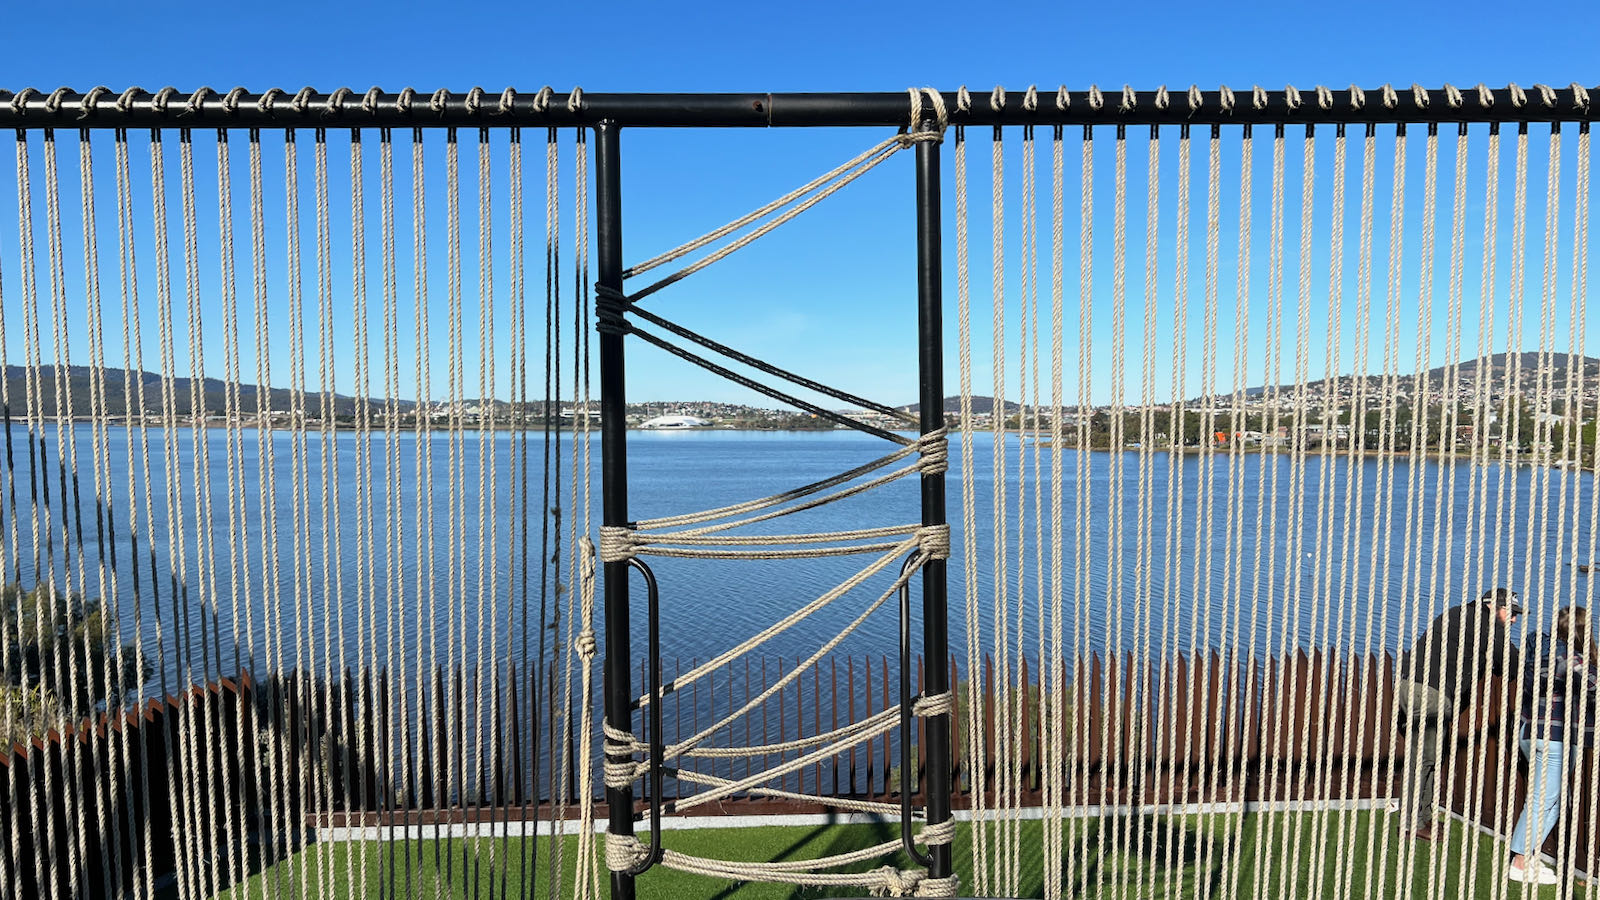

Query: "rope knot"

xmin=80 ymin=86 xmax=111 ymax=120
xmin=116 ymin=87 xmax=144 ymax=114
xmin=916 ymin=430 xmax=948 ymax=475
xmin=1536 ymin=83 xmax=1557 ymax=108
xmin=222 ymin=86 xmax=247 ymax=115
xmin=605 ymin=833 xmax=651 ymax=872
xmin=1251 ymin=85 xmax=1268 ymax=111
xmin=44 ymin=87 xmax=71 ymax=115
xmin=917 ymin=524 xmax=950 ymax=560
xmin=912 ymin=690 xmax=953 ymax=717
xmin=1509 ymin=83 xmax=1527 ymax=108
xmin=327 ymin=86 xmax=352 ymax=117
xmin=1316 ymin=86 xmax=1333 ymax=110
xmin=290 ymin=87 xmax=315 ymax=114
xmin=429 ymin=88 xmax=451 ymax=115
xmin=1444 ymin=84 xmax=1463 ymax=108
xmin=1411 ymin=84 xmax=1429 ymax=109
xmin=1572 ymin=83 xmax=1591 ymax=112
xmin=465 ymin=86 xmax=485 ymax=114
xmin=1021 ymin=85 xmax=1038 ymax=112
xmin=9 ymin=87 xmax=39 ymax=115
xmin=499 ymin=87 xmax=516 ymax=115
xmin=152 ymin=86 xmax=179 ymax=115
xmin=918 ymin=818 xmax=956 ymax=846
xmin=575 ymin=628 xmax=597 ymax=660
xmin=534 ymin=86 xmax=554 ymax=113
xmin=870 ymin=866 xmax=923 ymax=897
xmin=1379 ymin=84 xmax=1397 ymax=109
xmin=915 ymin=874 xmax=961 ymax=896
xmin=1187 ymin=85 xmax=1202 ymax=112
xmin=989 ymin=86 xmax=1005 ymax=113
xmin=955 ymin=86 xmax=971 ymax=113
xmin=599 ymin=524 xmax=637 ymax=563
xmin=1055 ymin=86 xmax=1069 ymax=111
xmin=396 ymin=87 xmax=416 ymax=114
xmin=1154 ymin=86 xmax=1170 ymax=111
xmin=568 ymin=87 xmax=584 ymax=113
xmin=594 ymin=284 xmax=631 ymax=336
xmin=1119 ymin=85 xmax=1136 ymax=113
xmin=1348 ymin=85 xmax=1365 ymax=110
xmin=361 ymin=86 xmax=383 ymax=116
xmin=1283 ymin=85 xmax=1301 ymax=111
xmin=1476 ymin=83 xmax=1494 ymax=107
xmin=1087 ymin=85 xmax=1103 ymax=111
xmin=1217 ymin=85 xmax=1235 ymax=113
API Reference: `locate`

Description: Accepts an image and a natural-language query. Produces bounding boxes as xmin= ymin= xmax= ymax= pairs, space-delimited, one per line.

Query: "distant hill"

xmin=1231 ymin=352 xmax=1600 ymax=402
xmin=2 ymin=365 xmax=410 ymax=419
xmin=898 ymin=396 xmax=1022 ymax=416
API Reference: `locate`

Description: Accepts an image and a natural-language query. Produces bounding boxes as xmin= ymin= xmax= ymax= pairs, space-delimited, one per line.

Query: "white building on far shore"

xmin=639 ymin=414 xmax=714 ymax=429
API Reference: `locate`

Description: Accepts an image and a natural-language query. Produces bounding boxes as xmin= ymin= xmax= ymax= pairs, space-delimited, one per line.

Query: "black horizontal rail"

xmin=1 ymin=86 xmax=1596 ymax=130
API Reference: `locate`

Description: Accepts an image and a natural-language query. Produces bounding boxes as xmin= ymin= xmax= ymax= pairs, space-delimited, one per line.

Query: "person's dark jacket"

xmin=1518 ymin=633 xmax=1598 ymax=743
xmin=1399 ymin=601 xmax=1520 ymax=710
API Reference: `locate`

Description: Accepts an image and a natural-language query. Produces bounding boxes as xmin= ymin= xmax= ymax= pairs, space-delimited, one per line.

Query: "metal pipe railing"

xmin=1 ymin=85 xmax=1596 ymax=129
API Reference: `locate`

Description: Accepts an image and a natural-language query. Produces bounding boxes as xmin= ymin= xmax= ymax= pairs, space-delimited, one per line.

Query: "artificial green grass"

xmin=207 ymin=810 xmax=1587 ymax=899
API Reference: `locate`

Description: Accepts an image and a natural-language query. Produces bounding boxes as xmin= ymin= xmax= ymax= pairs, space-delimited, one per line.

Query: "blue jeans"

xmin=1511 ymin=737 xmax=1566 ymax=856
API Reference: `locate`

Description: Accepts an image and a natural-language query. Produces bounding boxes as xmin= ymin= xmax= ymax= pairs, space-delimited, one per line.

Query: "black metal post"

xmin=914 ymin=116 xmax=951 ymax=883
xmin=595 ymin=119 xmax=636 ymax=900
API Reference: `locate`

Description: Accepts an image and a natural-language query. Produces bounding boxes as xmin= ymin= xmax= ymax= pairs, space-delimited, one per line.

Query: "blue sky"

xmin=4 ymin=0 xmax=1600 ymax=408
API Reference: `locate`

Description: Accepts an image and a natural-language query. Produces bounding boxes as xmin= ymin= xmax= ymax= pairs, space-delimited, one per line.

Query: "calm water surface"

xmin=4 ymin=424 xmax=1597 ymax=693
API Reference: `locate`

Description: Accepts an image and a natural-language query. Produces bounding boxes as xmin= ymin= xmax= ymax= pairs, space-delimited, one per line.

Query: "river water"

xmin=4 ymin=424 xmax=1596 ymax=694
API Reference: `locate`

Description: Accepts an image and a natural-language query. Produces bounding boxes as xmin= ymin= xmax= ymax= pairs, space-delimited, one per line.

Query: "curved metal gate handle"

xmin=624 ymin=556 xmax=666 ymax=875
xmin=898 ymin=551 xmax=935 ymax=868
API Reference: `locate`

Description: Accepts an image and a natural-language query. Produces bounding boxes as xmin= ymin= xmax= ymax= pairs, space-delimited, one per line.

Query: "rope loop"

xmin=290 ymin=87 xmax=314 ymax=114
xmin=594 ymin=283 xmax=630 ymax=335
xmin=918 ymin=818 xmax=956 ymax=846
xmin=605 ymin=834 xmax=651 ymax=873
xmin=183 ymin=86 xmax=214 ymax=116
xmin=912 ymin=690 xmax=954 ymax=717
xmin=1054 ymin=86 xmax=1069 ymax=111
xmin=921 ymin=88 xmax=948 ymax=135
xmin=918 ymin=523 xmax=951 ymax=560
xmin=1575 ymin=83 xmax=1592 ymax=112
xmin=361 ymin=86 xmax=383 ymax=115
xmin=80 ymin=86 xmax=111 ymax=119
xmin=222 ymin=86 xmax=247 ymax=114
xmin=989 ymin=86 xmax=1005 ymax=112
xmin=1120 ymin=84 xmax=1136 ymax=112
xmin=44 ymin=87 xmax=71 ymax=115
xmin=1154 ymin=86 xmax=1170 ymax=110
xmin=1476 ymin=83 xmax=1494 ymax=107
xmin=116 ymin=87 xmax=144 ymax=114
xmin=9 ymin=87 xmax=38 ymax=115
xmin=1444 ymin=84 xmax=1463 ymax=108
xmin=1283 ymin=85 xmax=1301 ymax=111
xmin=1379 ymin=84 xmax=1397 ymax=109
xmin=1218 ymin=85 xmax=1235 ymax=113
xmin=1187 ymin=85 xmax=1202 ymax=112
xmin=429 ymin=88 xmax=451 ymax=114
xmin=152 ymin=86 xmax=179 ymax=115
xmin=956 ymin=86 xmax=971 ymax=113
xmin=534 ymin=85 xmax=554 ymax=112
xmin=1509 ymin=83 xmax=1527 ymax=107
xmin=568 ymin=87 xmax=584 ymax=113
xmin=1022 ymin=85 xmax=1038 ymax=112
xmin=1412 ymin=84 xmax=1429 ymax=109
xmin=327 ymin=86 xmax=352 ymax=117
xmin=1087 ymin=84 xmax=1104 ymax=111
xmin=396 ymin=87 xmax=416 ymax=114
xmin=916 ymin=428 xmax=949 ymax=474
xmin=1252 ymin=85 xmax=1268 ymax=110
xmin=498 ymin=86 xmax=516 ymax=115
xmin=1316 ymin=85 xmax=1333 ymax=110
xmin=1348 ymin=85 xmax=1365 ymax=110
xmin=599 ymin=524 xmax=637 ymax=563
xmin=1536 ymin=83 xmax=1557 ymax=107
xmin=913 ymin=875 xmax=960 ymax=897
xmin=465 ymin=85 xmax=485 ymax=114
